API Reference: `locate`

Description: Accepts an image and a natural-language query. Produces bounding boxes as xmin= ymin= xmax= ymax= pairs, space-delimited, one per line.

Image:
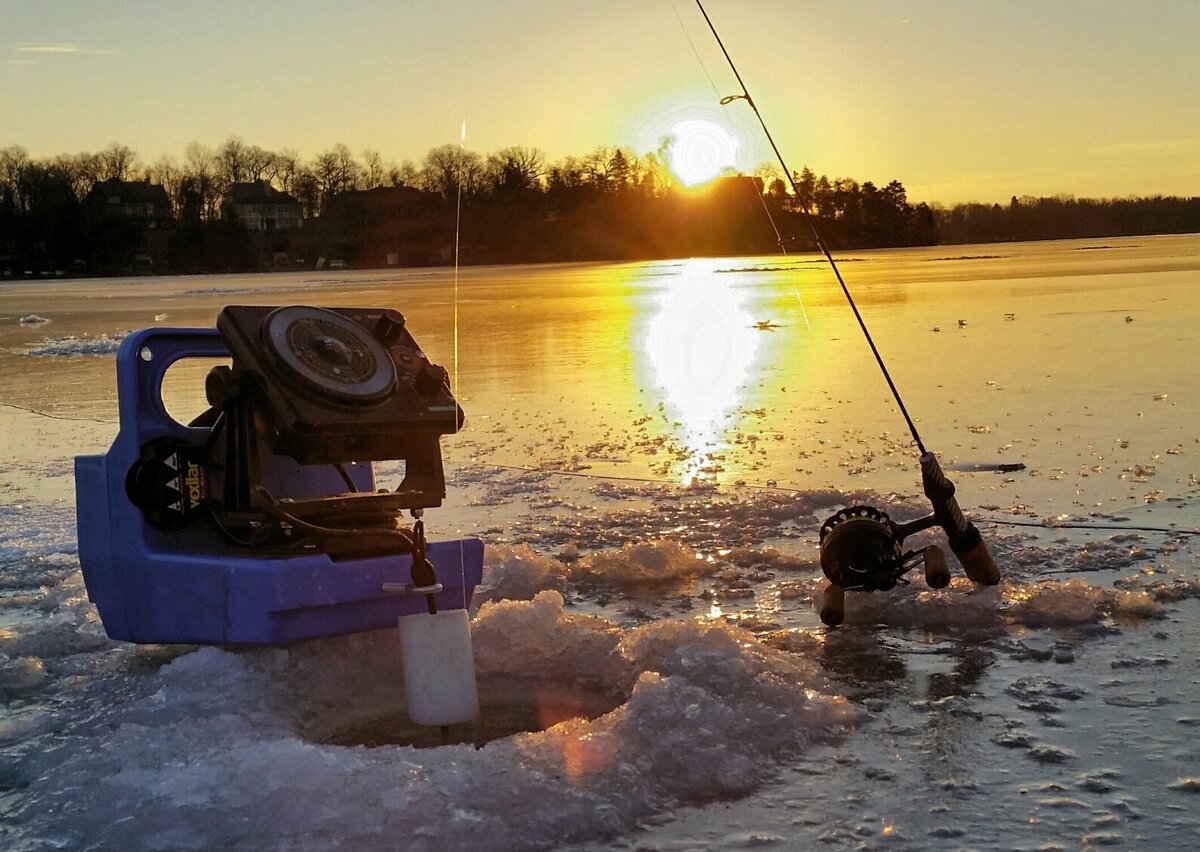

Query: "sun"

xmin=667 ymin=118 xmax=739 ymax=186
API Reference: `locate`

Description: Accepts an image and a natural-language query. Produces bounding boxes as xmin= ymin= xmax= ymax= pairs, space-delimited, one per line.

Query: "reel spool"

xmin=818 ymin=506 xmax=907 ymax=593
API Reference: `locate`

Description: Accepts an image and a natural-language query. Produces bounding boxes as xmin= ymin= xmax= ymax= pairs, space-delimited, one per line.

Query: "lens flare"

xmin=667 ymin=118 xmax=739 ymax=186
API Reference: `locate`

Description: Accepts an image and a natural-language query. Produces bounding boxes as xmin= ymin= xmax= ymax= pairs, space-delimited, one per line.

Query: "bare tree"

xmin=47 ymin=153 xmax=97 ymax=200
xmin=362 ymin=149 xmax=386 ymax=188
xmin=310 ymin=144 xmax=363 ymax=213
xmin=145 ymin=155 xmax=187 ymax=216
xmin=484 ymin=146 xmax=545 ymax=196
xmin=94 ymin=143 xmax=139 ymax=181
xmin=389 ymin=159 xmax=419 ymax=187
xmin=0 ymin=146 xmax=31 ymax=209
xmin=292 ymin=168 xmax=321 ymax=218
xmin=579 ymin=146 xmax=616 ymax=191
xmin=420 ymin=144 xmax=483 ymax=200
xmin=271 ymin=149 xmax=302 ymax=194
xmin=184 ymin=142 xmax=225 ymax=220
xmin=243 ymin=145 xmax=276 ymax=182
xmin=217 ymin=137 xmax=247 ymax=183
xmin=636 ymin=151 xmax=668 ymax=197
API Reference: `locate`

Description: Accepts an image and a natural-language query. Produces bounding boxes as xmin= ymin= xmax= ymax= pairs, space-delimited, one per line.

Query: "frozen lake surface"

xmin=2 ymin=235 xmax=1199 ymax=849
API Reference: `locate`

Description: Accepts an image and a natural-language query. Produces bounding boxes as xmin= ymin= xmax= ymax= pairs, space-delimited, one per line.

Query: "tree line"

xmin=932 ymin=194 xmax=1200 ymax=243
xmin=0 ymin=138 xmax=666 ymax=222
xmin=2 ymin=137 xmax=1197 ymax=276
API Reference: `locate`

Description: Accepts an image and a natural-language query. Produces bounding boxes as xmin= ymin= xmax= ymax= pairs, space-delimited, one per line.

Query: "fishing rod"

xmin=694 ymin=0 xmax=924 ymax=455
xmin=693 ymin=0 xmax=1000 ymax=625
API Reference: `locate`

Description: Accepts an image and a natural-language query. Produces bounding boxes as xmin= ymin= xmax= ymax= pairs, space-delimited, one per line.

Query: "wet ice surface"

xmin=5 ymin=429 xmax=1200 ymax=850
xmin=3 ymin=237 xmax=1200 ymax=849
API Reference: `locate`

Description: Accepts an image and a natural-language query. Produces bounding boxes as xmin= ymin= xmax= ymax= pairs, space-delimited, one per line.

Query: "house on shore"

xmin=221 ymin=181 xmax=303 ymax=231
xmin=82 ymin=178 xmax=175 ymax=273
xmin=84 ymin=178 xmax=174 ymax=228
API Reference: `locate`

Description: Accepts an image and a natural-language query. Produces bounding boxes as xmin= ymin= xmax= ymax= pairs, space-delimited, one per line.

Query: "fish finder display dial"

xmin=263 ymin=306 xmax=396 ymax=403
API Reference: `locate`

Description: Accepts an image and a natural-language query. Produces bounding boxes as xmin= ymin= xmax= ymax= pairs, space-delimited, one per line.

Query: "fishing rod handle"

xmin=919 ymin=452 xmax=968 ymax=534
xmin=920 ymin=452 xmax=1000 ymax=585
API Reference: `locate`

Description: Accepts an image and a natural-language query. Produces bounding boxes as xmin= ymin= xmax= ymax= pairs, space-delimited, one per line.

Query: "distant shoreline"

xmin=4 ymin=231 xmax=1196 ymax=285
xmin=5 ymin=143 xmax=1198 ymax=280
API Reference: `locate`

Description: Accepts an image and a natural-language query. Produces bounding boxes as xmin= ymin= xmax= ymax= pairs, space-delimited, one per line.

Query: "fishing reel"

xmin=819 ymin=506 xmax=945 ymax=593
xmin=816 ymin=452 xmax=1001 ymax=626
xmin=125 ymin=305 xmax=463 ymax=555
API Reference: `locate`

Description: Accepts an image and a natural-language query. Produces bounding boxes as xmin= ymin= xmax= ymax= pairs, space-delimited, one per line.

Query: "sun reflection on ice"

xmin=645 ymin=261 xmax=760 ymax=483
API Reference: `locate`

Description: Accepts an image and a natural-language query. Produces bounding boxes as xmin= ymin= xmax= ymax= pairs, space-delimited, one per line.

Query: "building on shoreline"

xmin=83 ymin=179 xmax=173 ymax=229
xmin=221 ymin=181 xmax=303 ymax=231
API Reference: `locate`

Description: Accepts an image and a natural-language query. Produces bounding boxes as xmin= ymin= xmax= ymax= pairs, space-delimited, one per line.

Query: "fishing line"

xmin=1 ymin=401 xmax=115 ymax=425
xmin=461 ymin=461 xmax=722 ymax=490
xmin=669 ymin=0 xmax=723 ymax=98
xmin=453 ymin=119 xmax=468 ymax=611
xmin=668 ymin=1 xmax=811 ymax=328
xmin=669 ymin=0 xmax=788 ymax=254
xmin=791 ymin=285 xmax=812 ymax=330
xmin=981 ymin=517 xmax=1200 ymax=536
xmin=453 ymin=119 xmax=465 ymax=409
xmin=457 ymin=461 xmax=1200 ymax=538
xmin=693 ymin=0 xmax=928 ymax=455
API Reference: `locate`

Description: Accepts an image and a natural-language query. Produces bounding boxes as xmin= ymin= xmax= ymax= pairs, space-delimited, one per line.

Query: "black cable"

xmin=333 ymin=462 xmax=359 ymax=493
xmin=251 ymin=486 xmax=417 ymax=550
xmin=249 ymin=488 xmax=446 ymax=615
xmin=694 ymin=0 xmax=927 ymax=455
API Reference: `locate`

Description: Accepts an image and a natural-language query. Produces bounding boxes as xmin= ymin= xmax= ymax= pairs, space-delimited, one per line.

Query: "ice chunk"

xmin=476 ymin=544 xmax=567 ymax=603
xmin=1010 ymin=578 xmax=1164 ymax=626
xmin=0 ymin=653 xmax=47 ymax=691
xmin=572 ymin=540 xmax=710 ymax=584
xmin=23 ymin=331 xmax=129 ymax=356
xmin=472 ymin=590 xmax=623 ymax=683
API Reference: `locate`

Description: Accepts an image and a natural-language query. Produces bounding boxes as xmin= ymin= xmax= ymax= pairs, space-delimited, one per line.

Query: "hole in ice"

xmin=304 ymin=679 xmax=623 ymax=749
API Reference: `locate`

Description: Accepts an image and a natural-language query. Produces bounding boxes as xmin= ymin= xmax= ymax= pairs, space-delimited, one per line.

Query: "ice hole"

xmin=303 ymin=679 xmax=624 ymax=749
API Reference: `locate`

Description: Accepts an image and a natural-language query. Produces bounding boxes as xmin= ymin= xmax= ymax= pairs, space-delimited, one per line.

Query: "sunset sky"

xmin=4 ymin=0 xmax=1198 ymax=204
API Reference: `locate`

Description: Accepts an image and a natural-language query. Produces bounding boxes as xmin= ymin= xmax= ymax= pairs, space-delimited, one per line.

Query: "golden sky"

xmin=3 ymin=0 xmax=1198 ymax=204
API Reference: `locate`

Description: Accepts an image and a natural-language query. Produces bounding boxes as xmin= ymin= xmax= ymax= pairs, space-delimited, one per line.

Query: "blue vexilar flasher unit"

xmin=75 ymin=305 xmax=483 ymax=645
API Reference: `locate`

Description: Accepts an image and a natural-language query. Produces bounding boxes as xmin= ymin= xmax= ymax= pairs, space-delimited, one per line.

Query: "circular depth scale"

xmin=262 ymin=306 xmax=397 ymax=404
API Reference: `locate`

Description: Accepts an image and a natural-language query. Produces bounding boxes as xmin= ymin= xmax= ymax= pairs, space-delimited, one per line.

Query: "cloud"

xmin=17 ymin=43 xmax=81 ymax=53
xmin=14 ymin=43 xmax=120 ymax=56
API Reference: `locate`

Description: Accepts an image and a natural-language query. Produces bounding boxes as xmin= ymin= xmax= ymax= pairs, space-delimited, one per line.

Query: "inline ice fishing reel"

xmin=817 ymin=452 xmax=1001 ymax=626
xmin=123 ymin=304 xmax=464 ymax=553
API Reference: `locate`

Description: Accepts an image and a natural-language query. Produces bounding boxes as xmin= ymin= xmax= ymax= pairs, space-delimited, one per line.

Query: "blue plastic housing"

xmin=75 ymin=327 xmax=483 ymax=645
